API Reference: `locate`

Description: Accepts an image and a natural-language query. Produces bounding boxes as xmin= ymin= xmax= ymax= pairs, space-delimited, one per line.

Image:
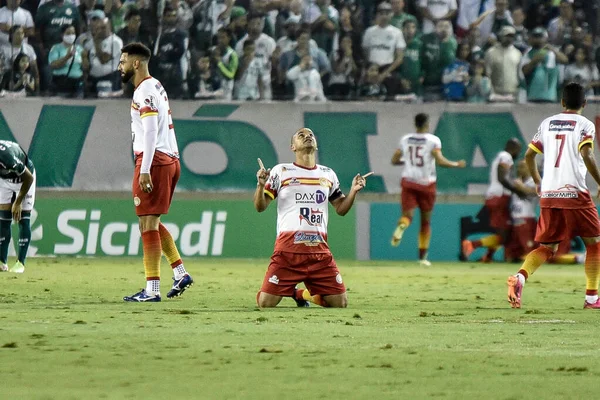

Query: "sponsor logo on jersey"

xmin=548 ymin=120 xmax=576 ymax=131
xmin=541 ymin=184 xmax=579 ymax=198
xmin=299 ymin=207 xmax=324 ymax=227
xmin=293 ymin=232 xmax=325 ymax=246
xmin=288 ymin=177 xmax=301 ymax=185
xmin=295 ymin=190 xmax=326 ymax=204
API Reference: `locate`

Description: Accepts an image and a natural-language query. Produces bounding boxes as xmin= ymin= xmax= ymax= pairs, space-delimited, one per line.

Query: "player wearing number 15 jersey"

xmin=118 ymin=43 xmax=192 ymax=303
xmin=507 ymin=82 xmax=600 ymax=309
xmin=390 ymin=113 xmax=466 ymax=265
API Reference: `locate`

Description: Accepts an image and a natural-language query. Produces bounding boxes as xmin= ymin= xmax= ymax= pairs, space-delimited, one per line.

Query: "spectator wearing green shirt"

xmin=390 ymin=0 xmax=417 ymax=32
xmin=398 ymin=19 xmax=422 ymax=96
xmin=519 ymin=27 xmax=568 ymax=103
xmin=420 ymin=19 xmax=457 ymax=101
xmin=303 ymin=0 xmax=339 ymax=55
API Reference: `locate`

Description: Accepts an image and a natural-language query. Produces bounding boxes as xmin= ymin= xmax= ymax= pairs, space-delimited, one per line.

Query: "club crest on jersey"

xmin=294 ymin=232 xmax=325 ymax=246
xmin=133 ymin=196 xmax=141 ymax=206
xmin=319 ymin=178 xmax=332 ymax=188
xmin=299 ymin=207 xmax=323 ymax=227
xmin=295 ymin=190 xmax=326 ymax=204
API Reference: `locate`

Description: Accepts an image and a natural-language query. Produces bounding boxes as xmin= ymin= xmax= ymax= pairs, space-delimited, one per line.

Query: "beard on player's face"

xmin=121 ymin=67 xmax=134 ymax=83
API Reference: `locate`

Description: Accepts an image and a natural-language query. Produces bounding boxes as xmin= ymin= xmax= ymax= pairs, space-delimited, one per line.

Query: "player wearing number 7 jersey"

xmin=390 ymin=113 xmax=466 ymax=265
xmin=507 ymin=82 xmax=600 ymax=309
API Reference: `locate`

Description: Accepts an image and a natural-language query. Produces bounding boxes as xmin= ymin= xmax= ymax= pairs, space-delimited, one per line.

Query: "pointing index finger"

xmin=258 ymin=158 xmax=265 ymax=170
xmin=362 ymin=172 xmax=374 ymax=178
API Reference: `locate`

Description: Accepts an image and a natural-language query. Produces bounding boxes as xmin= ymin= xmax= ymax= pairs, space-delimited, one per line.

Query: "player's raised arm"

xmin=254 ymin=158 xmax=273 ymax=212
xmin=432 ymin=149 xmax=466 ymax=168
xmin=331 ymin=172 xmax=371 ymax=216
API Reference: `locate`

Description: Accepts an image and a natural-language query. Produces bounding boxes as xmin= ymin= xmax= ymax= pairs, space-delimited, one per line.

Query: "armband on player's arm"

xmin=140 ymin=113 xmax=159 ymax=173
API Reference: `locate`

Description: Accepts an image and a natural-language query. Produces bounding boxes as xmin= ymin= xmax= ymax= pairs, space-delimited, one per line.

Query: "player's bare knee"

xmin=257 ymin=292 xmax=282 ymax=308
xmin=324 ymin=293 xmax=348 ymax=308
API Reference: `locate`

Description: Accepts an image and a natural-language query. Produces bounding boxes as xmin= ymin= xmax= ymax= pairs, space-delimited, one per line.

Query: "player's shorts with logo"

xmin=485 ymin=195 xmax=511 ymax=230
xmin=0 ymin=170 xmax=36 ymax=211
xmin=400 ymin=179 xmax=436 ymax=212
xmin=536 ymin=207 xmax=600 ymax=243
xmin=132 ymin=154 xmax=180 ymax=216
xmin=505 ymin=217 xmax=537 ymax=260
xmin=260 ymin=251 xmax=346 ymax=297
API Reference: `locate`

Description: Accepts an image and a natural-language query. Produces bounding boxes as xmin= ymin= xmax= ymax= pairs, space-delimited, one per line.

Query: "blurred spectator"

xmin=338 ymin=6 xmax=362 ymax=65
xmin=398 ymin=19 xmax=422 ymax=96
xmin=76 ymin=9 xmax=105 ymax=46
xmin=1 ymin=25 xmax=39 ymax=91
xmin=304 ymin=0 xmax=338 ymax=55
xmin=512 ymin=6 xmax=528 ymax=53
xmin=107 ymin=0 xmax=133 ymax=34
xmin=174 ymin=0 xmax=194 ymax=31
xmin=235 ymin=13 xmax=275 ymax=99
xmin=442 ymin=41 xmax=470 ymax=101
xmin=228 ymin=6 xmax=247 ymax=45
xmin=277 ymin=15 xmax=302 ymax=53
xmin=234 ymin=39 xmax=263 ymax=100
xmin=270 ymin=46 xmax=285 ymax=99
xmin=362 ymin=2 xmax=405 ymax=98
xmin=36 ymin=0 xmax=81 ymax=91
xmin=467 ymin=26 xmax=484 ymax=62
xmin=563 ymin=46 xmax=600 ymax=97
xmin=467 ymin=59 xmax=491 ymax=102
xmin=548 ymin=0 xmax=576 ymax=46
xmin=484 ymin=25 xmax=521 ymax=97
xmin=279 ymin=28 xmax=331 ymax=82
xmin=421 ymin=19 xmax=456 ymax=101
xmin=456 ymin=0 xmax=491 ymax=38
xmin=524 ymin=0 xmax=553 ymax=31
xmin=78 ymin=0 xmax=105 ymax=34
xmin=152 ymin=6 xmax=186 ymax=98
xmin=192 ymin=53 xmax=223 ymax=99
xmin=0 ymin=0 xmax=34 ymax=44
xmin=327 ymin=34 xmax=357 ymax=99
xmin=117 ymin=7 xmax=152 ymax=48
xmin=84 ymin=16 xmax=123 ymax=96
xmin=477 ymin=0 xmax=513 ymax=47
xmin=519 ymin=27 xmax=567 ymax=103
xmin=0 ymin=50 xmax=6 ymax=88
xmin=390 ymin=0 xmax=417 ymax=31
xmin=418 ymin=0 xmax=457 ymax=35
xmin=48 ymin=24 xmax=86 ymax=97
xmin=213 ymin=27 xmax=238 ymax=100
xmin=358 ymin=63 xmax=387 ymax=100
xmin=189 ymin=0 xmax=234 ymax=54
xmin=9 ymin=52 xmax=35 ymax=93
xmin=286 ymin=53 xmax=326 ymax=102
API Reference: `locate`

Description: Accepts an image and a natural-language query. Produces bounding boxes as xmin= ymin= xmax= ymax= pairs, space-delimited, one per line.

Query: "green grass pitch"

xmin=1 ymin=258 xmax=599 ymax=399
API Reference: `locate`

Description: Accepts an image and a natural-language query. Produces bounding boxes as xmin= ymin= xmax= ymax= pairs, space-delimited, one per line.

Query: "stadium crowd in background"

xmin=0 ymin=0 xmax=598 ymax=102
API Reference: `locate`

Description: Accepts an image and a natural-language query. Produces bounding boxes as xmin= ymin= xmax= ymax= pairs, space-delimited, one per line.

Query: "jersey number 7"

xmin=555 ymin=134 xmax=566 ymax=168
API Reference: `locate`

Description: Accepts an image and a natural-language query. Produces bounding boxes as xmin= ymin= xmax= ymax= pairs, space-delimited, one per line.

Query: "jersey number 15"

xmin=408 ymin=145 xmax=424 ymax=167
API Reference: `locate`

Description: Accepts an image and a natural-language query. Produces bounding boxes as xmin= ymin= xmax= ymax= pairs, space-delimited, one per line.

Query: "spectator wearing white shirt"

xmin=563 ymin=47 xmax=600 ymax=97
xmin=235 ymin=39 xmax=264 ymax=100
xmin=84 ymin=16 xmax=123 ymax=95
xmin=1 ymin=25 xmax=39 ymax=91
xmin=235 ymin=13 xmax=276 ymax=100
xmin=0 ymin=0 xmax=34 ymax=44
xmin=418 ymin=0 xmax=457 ymax=35
xmin=362 ymin=2 xmax=405 ymax=98
xmin=286 ymin=53 xmax=326 ymax=102
xmin=276 ymin=15 xmax=318 ymax=53
xmin=484 ymin=25 xmax=521 ymax=97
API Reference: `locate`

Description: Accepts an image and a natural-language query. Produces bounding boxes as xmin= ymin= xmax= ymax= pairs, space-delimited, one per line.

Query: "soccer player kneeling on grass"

xmin=507 ymin=82 xmax=600 ymax=309
xmin=0 ymin=141 xmax=35 ymax=274
xmin=118 ymin=43 xmax=192 ymax=302
xmin=254 ymin=128 xmax=369 ymax=308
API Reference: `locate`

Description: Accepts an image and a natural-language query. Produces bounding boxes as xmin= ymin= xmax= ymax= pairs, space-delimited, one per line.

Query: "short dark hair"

xmin=61 ymin=24 xmax=74 ymax=33
xmin=121 ymin=42 xmax=152 ymax=60
xmin=8 ymin=24 xmax=23 ymax=42
xmin=125 ymin=7 xmax=141 ymax=21
xmin=217 ymin=27 xmax=232 ymax=40
xmin=562 ymin=82 xmax=586 ymax=110
xmin=243 ymin=39 xmax=255 ymax=49
xmin=415 ymin=113 xmax=429 ymax=129
xmin=402 ymin=19 xmax=416 ymax=29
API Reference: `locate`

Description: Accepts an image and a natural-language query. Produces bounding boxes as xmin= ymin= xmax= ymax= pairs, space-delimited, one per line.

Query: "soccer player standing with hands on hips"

xmin=0 ymin=141 xmax=35 ymax=274
xmin=507 ymin=82 xmax=600 ymax=309
xmin=118 ymin=43 xmax=193 ymax=302
xmin=254 ymin=128 xmax=371 ymax=308
xmin=390 ymin=113 xmax=466 ymax=266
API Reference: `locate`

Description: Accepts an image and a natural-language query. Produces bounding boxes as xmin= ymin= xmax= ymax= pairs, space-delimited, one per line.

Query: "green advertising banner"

xmin=25 ymin=198 xmax=355 ymax=259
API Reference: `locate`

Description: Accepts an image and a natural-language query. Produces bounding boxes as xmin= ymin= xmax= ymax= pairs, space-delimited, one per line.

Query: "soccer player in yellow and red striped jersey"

xmin=118 ymin=43 xmax=192 ymax=302
xmin=507 ymin=82 xmax=600 ymax=309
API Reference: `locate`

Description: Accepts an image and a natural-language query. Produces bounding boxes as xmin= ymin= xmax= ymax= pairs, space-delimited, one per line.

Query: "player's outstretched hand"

xmin=139 ymin=173 xmax=153 ymax=193
xmin=257 ymin=158 xmax=271 ymax=187
xmin=456 ymin=160 xmax=467 ymax=168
